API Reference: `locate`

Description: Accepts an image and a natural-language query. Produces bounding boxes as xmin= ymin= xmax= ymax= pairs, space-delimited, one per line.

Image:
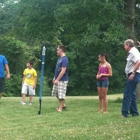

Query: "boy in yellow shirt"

xmin=20 ymin=61 xmax=37 ymax=105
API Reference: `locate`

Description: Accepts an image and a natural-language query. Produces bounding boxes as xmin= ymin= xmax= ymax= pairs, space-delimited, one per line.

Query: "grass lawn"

xmin=0 ymin=94 xmax=140 ymax=140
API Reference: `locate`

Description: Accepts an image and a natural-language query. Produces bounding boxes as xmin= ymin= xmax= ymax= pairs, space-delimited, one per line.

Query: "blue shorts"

xmin=97 ymin=79 xmax=109 ymax=88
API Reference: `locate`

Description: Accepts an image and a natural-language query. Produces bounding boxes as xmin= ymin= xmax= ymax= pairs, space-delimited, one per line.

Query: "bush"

xmin=4 ymin=74 xmax=22 ymax=97
xmin=36 ymin=76 xmax=51 ymax=96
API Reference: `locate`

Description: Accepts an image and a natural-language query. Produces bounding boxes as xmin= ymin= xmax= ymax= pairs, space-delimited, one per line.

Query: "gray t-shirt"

xmin=125 ymin=47 xmax=140 ymax=74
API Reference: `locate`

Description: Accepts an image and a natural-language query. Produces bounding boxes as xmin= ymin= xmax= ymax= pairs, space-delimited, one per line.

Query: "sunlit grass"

xmin=0 ymin=94 xmax=140 ymax=140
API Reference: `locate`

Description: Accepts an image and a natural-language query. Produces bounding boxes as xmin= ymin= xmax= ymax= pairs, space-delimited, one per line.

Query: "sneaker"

xmin=20 ymin=101 xmax=25 ymax=103
xmin=20 ymin=101 xmax=26 ymax=105
xmin=28 ymin=102 xmax=32 ymax=105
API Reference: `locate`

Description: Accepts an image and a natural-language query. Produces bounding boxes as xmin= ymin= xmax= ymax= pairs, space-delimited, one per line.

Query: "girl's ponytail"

xmin=100 ymin=53 xmax=108 ymax=62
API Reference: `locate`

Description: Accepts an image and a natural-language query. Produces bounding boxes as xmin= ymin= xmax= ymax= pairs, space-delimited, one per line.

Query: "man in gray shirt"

xmin=121 ymin=39 xmax=140 ymax=118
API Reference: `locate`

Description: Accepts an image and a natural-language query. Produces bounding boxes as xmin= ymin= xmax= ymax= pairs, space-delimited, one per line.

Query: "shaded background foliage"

xmin=0 ymin=0 xmax=140 ymax=96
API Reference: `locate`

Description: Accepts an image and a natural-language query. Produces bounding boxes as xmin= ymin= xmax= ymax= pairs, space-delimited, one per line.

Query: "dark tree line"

xmin=0 ymin=0 xmax=140 ymax=96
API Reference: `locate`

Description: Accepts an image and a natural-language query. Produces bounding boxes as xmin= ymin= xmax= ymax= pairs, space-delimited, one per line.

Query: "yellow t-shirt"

xmin=23 ymin=68 xmax=37 ymax=86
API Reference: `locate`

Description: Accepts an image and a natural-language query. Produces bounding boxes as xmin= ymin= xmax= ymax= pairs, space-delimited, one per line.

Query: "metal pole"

xmin=38 ymin=46 xmax=46 ymax=115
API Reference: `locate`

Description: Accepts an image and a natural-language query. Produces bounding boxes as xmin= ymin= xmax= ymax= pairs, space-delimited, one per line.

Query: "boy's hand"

xmin=22 ymin=81 xmax=24 ymax=86
xmin=33 ymin=85 xmax=36 ymax=89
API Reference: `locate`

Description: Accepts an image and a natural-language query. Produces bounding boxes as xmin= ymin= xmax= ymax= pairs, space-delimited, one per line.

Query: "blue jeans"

xmin=121 ymin=73 xmax=140 ymax=117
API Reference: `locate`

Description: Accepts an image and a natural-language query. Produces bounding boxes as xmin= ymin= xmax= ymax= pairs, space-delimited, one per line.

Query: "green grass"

xmin=0 ymin=94 xmax=140 ymax=140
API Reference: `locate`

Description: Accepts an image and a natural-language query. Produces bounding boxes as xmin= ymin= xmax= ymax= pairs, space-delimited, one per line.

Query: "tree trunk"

xmin=124 ymin=0 xmax=136 ymax=42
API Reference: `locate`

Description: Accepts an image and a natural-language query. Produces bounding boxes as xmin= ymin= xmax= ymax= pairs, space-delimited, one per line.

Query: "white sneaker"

xmin=20 ymin=101 xmax=26 ymax=105
xmin=28 ymin=102 xmax=32 ymax=105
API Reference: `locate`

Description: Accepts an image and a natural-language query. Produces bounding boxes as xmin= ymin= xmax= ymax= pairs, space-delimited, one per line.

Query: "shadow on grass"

xmin=114 ymin=97 xmax=122 ymax=103
xmin=114 ymin=97 xmax=140 ymax=104
xmin=137 ymin=100 xmax=140 ymax=104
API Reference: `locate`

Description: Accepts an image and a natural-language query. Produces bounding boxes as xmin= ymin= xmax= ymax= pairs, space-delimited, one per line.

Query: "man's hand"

xmin=7 ymin=74 xmax=10 ymax=80
xmin=137 ymin=41 xmax=140 ymax=45
xmin=5 ymin=64 xmax=10 ymax=79
xmin=54 ymin=79 xmax=59 ymax=85
xmin=52 ymin=78 xmax=55 ymax=84
xmin=129 ymin=74 xmax=135 ymax=81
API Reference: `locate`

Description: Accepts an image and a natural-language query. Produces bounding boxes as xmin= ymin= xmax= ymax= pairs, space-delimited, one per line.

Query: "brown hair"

xmin=100 ymin=53 xmax=108 ymax=62
xmin=58 ymin=45 xmax=66 ymax=52
xmin=27 ymin=61 xmax=33 ymax=66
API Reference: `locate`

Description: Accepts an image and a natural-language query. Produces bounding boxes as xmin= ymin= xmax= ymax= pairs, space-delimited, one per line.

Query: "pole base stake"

xmin=38 ymin=111 xmax=41 ymax=115
xmin=38 ymin=99 xmax=42 ymax=115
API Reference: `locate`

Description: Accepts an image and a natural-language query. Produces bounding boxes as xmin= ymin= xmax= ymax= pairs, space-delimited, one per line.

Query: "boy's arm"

xmin=5 ymin=64 xmax=10 ymax=79
xmin=22 ymin=75 xmax=26 ymax=85
xmin=33 ymin=76 xmax=37 ymax=89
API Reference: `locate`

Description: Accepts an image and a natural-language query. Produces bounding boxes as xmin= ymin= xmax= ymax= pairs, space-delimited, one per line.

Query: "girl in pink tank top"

xmin=98 ymin=65 xmax=109 ymax=80
xmin=96 ymin=53 xmax=112 ymax=113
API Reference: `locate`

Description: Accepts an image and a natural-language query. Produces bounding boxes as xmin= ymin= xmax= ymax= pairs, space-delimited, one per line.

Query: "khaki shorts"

xmin=52 ymin=81 xmax=68 ymax=99
xmin=21 ymin=82 xmax=35 ymax=95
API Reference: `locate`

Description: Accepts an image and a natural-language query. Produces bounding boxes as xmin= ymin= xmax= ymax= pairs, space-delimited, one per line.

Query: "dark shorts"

xmin=97 ymin=79 xmax=109 ymax=88
xmin=0 ymin=78 xmax=5 ymax=93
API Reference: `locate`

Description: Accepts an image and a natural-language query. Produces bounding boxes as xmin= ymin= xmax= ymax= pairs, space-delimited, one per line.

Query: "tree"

xmin=135 ymin=0 xmax=140 ymax=39
xmin=54 ymin=0 xmax=127 ymax=94
xmin=124 ymin=0 xmax=136 ymax=41
xmin=1 ymin=0 xmax=139 ymax=96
